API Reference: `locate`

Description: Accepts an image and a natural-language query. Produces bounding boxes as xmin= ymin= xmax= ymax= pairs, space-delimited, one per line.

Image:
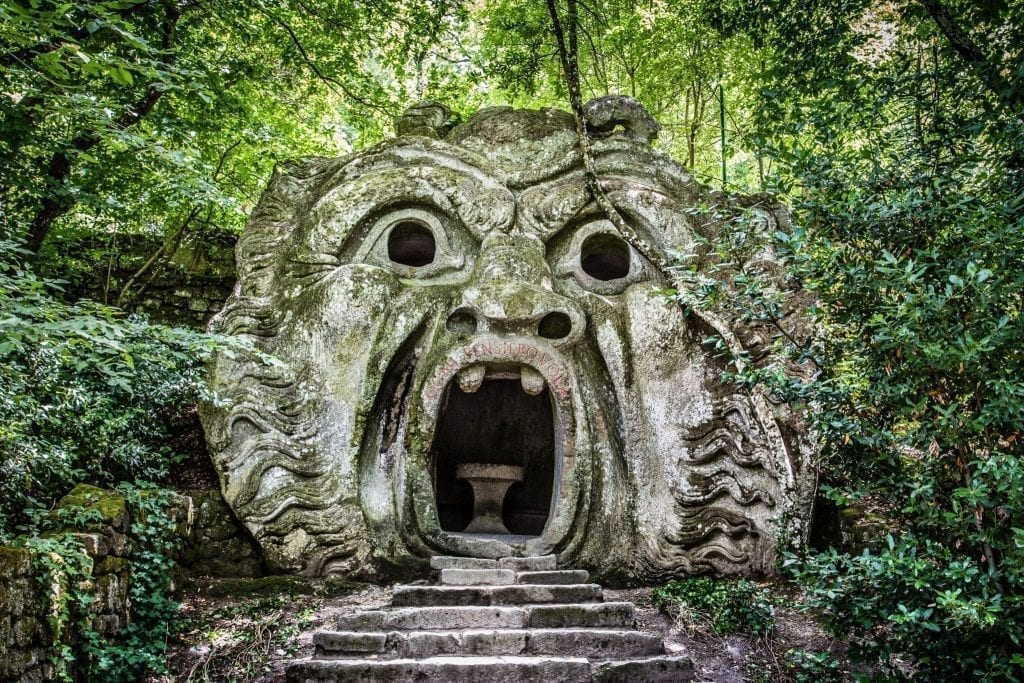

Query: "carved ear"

xmin=394 ymin=101 xmax=457 ymax=139
xmin=583 ymin=95 xmax=660 ymax=144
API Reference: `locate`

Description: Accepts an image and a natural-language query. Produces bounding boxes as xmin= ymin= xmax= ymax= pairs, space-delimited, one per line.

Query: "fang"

xmin=456 ymin=364 xmax=485 ymax=393
xmin=521 ymin=366 xmax=545 ymax=395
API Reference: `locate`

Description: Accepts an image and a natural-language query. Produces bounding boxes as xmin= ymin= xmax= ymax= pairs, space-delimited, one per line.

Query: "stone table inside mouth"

xmin=457 ymin=463 xmax=524 ymax=534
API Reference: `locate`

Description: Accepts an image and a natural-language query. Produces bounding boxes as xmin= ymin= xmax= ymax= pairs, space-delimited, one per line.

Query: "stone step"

xmin=314 ymin=628 xmax=664 ymax=659
xmin=430 ymin=556 xmax=499 ymax=571
xmin=440 ymin=568 xmax=516 ymax=586
xmin=527 ymin=602 xmax=635 ymax=628
xmin=591 ymin=655 xmax=696 ymax=682
xmin=391 ymin=584 xmax=603 ymax=607
xmin=287 ymin=655 xmax=696 ymax=683
xmin=516 ymin=569 xmax=589 ymax=585
xmin=287 ymin=656 xmax=593 ymax=683
xmin=498 ymin=555 xmax=557 ymax=572
xmin=333 ymin=602 xmax=636 ymax=631
xmin=334 ymin=606 xmax=530 ymax=631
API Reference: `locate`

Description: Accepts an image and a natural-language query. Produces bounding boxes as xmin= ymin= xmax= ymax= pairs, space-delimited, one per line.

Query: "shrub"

xmin=0 ymin=239 xmax=233 ymax=533
xmin=652 ymin=576 xmax=775 ymax=636
xmin=784 ymin=537 xmax=1024 ymax=680
xmin=784 ymin=648 xmax=844 ymax=683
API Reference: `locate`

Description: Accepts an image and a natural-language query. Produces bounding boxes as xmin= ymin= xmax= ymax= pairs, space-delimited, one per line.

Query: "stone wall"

xmin=0 ymin=485 xmax=189 ymax=682
xmin=130 ymin=236 xmax=236 ymax=328
xmin=0 ymin=547 xmax=52 ymax=681
xmin=53 ymin=231 xmax=237 ymax=330
xmin=179 ymin=489 xmax=263 ymax=578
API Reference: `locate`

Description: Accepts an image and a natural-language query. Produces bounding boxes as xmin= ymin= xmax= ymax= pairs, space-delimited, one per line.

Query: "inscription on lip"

xmin=423 ymin=340 xmax=571 ymax=402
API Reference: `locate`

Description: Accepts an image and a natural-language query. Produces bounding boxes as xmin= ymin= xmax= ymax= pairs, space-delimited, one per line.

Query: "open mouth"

xmin=430 ymin=364 xmax=557 ymax=537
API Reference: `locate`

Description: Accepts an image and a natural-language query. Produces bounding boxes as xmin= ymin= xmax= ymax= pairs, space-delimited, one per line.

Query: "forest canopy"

xmin=1 ymin=0 xmax=1023 ymax=679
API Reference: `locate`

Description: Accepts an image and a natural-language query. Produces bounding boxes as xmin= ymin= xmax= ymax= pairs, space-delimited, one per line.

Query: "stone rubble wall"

xmin=0 ymin=485 xmax=190 ymax=682
xmin=0 ymin=547 xmax=52 ymax=682
xmin=62 ymin=232 xmax=237 ymax=330
xmin=179 ymin=489 xmax=263 ymax=578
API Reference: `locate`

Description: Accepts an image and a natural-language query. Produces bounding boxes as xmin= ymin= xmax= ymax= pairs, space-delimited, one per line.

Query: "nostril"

xmin=538 ymin=311 xmax=573 ymax=340
xmin=446 ymin=309 xmax=478 ymax=336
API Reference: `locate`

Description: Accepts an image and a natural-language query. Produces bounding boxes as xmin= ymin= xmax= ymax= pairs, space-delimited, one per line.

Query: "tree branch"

xmin=916 ymin=0 xmax=1022 ymax=114
xmin=256 ymin=4 xmax=395 ymax=118
xmin=117 ymin=139 xmax=241 ymax=308
xmin=544 ymin=0 xmax=668 ymax=273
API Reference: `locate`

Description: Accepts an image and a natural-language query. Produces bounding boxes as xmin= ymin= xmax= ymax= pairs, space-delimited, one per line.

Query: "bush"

xmin=784 ymin=537 xmax=1024 ymax=680
xmin=784 ymin=648 xmax=844 ymax=683
xmin=0 ymin=239 xmax=232 ymax=533
xmin=652 ymin=576 xmax=775 ymax=636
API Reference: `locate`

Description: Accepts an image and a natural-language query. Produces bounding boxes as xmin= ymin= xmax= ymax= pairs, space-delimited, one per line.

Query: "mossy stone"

xmin=0 ymin=547 xmax=32 ymax=577
xmin=56 ymin=484 xmax=128 ymax=531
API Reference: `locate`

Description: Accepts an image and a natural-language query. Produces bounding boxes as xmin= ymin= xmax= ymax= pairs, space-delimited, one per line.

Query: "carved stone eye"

xmin=580 ymin=233 xmax=630 ymax=281
xmin=388 ymin=221 xmax=436 ymax=267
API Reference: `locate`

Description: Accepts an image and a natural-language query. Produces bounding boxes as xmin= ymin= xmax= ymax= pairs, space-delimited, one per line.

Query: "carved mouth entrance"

xmin=431 ymin=370 xmax=556 ymax=537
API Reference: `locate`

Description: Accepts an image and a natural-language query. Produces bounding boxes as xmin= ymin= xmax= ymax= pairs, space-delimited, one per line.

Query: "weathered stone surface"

xmin=313 ymin=628 xmax=661 ymax=660
xmin=399 ymin=631 xmax=462 ymax=658
xmin=497 ymin=556 xmax=556 ymax=572
xmin=0 ymin=547 xmax=32 ymax=577
xmin=430 ymin=556 xmax=498 ymax=570
xmin=57 ymin=484 xmax=128 ymax=531
xmin=527 ymin=602 xmax=635 ymax=629
xmin=440 ymin=568 xmax=515 ymax=585
xmin=12 ymin=617 xmax=43 ymax=648
xmin=391 ymin=584 xmax=603 ymax=607
xmin=313 ymin=630 xmax=387 ymax=654
xmin=527 ymin=629 xmax=662 ymax=658
xmin=516 ymin=569 xmax=588 ymax=585
xmin=334 ymin=607 xmax=530 ymax=631
xmin=201 ymin=98 xmax=817 ymax=580
xmin=460 ymin=629 xmax=528 ymax=656
xmin=286 ymin=656 xmax=593 ymax=683
xmin=179 ymin=489 xmax=264 ymax=577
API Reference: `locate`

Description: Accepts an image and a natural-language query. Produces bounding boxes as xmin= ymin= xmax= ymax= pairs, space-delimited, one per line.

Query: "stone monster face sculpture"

xmin=200 ymin=100 xmax=815 ymax=580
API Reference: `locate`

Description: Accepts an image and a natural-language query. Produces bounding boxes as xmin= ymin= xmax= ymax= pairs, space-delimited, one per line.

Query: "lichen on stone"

xmin=200 ymin=97 xmax=817 ymax=581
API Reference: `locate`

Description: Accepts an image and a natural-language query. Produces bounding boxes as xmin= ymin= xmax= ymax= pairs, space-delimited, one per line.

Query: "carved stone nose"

xmin=445 ymin=234 xmax=585 ymax=345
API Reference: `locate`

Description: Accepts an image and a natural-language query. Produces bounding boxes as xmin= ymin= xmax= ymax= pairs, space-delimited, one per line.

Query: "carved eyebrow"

xmin=333 ymin=144 xmax=517 ymax=239
xmin=287 ymin=161 xmax=515 ymax=264
xmin=520 ymin=175 xmax=670 ymax=252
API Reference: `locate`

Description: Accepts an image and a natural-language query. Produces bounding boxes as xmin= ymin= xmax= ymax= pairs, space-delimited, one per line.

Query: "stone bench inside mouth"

xmin=457 ymin=463 xmax=524 ymax=534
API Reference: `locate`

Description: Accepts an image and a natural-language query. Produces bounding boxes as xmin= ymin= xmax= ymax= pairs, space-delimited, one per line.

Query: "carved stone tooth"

xmin=520 ymin=365 xmax=545 ymax=396
xmin=456 ymin=364 xmax=486 ymax=393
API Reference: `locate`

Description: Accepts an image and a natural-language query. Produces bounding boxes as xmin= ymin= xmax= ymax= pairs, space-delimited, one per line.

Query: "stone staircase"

xmin=286 ymin=555 xmax=694 ymax=682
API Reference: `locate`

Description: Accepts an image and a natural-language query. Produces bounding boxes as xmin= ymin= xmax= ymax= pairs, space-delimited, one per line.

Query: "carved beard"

xmin=200 ymin=108 xmax=813 ymax=580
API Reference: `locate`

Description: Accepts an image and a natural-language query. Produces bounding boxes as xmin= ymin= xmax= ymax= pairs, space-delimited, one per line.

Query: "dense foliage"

xmin=742 ymin=2 xmax=1024 ymax=678
xmin=0 ymin=240 xmax=229 ymax=531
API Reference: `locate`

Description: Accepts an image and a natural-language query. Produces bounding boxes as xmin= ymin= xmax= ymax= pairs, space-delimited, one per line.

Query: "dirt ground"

xmin=162 ymin=577 xmax=851 ymax=682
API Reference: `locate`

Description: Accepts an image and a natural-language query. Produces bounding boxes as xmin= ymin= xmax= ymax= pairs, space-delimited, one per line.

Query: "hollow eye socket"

xmin=580 ymin=233 xmax=631 ymax=281
xmin=387 ymin=221 xmax=436 ymax=267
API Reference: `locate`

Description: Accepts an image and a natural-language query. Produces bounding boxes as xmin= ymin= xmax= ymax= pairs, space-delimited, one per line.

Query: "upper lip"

xmin=421 ymin=337 xmax=572 ymax=408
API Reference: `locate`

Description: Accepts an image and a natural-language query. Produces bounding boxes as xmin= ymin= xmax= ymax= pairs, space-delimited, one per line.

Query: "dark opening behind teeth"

xmin=431 ymin=378 xmax=555 ymax=536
